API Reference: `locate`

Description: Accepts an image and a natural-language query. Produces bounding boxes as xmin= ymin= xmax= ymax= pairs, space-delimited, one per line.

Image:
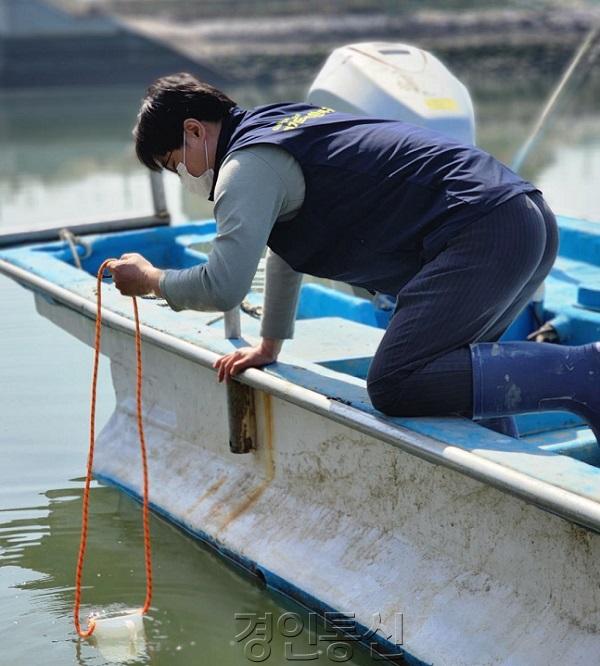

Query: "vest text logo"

xmin=273 ymin=107 xmax=335 ymax=132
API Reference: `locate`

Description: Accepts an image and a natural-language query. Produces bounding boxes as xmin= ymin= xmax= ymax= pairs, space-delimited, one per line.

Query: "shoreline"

xmin=3 ymin=4 xmax=599 ymax=89
xmin=102 ymin=7 xmax=600 ymax=87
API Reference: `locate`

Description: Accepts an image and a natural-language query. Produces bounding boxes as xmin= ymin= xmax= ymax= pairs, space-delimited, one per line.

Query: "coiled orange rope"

xmin=74 ymin=258 xmax=153 ymax=638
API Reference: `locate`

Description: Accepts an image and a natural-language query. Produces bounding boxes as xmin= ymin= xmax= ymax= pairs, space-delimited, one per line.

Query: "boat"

xmin=2 ymin=42 xmax=600 ymax=665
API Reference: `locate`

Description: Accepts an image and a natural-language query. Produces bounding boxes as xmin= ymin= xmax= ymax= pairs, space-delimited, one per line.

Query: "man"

xmin=108 ymin=72 xmax=600 ymax=441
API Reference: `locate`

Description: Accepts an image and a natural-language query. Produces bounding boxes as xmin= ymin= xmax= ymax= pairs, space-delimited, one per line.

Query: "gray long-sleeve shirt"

xmin=159 ymin=144 xmax=306 ymax=339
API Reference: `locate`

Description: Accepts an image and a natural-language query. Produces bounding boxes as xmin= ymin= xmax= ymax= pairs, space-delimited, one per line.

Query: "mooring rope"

xmin=73 ymin=258 xmax=153 ymax=638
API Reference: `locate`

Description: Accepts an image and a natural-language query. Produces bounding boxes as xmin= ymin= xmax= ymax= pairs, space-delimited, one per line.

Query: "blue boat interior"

xmin=3 ymin=214 xmax=600 ymax=475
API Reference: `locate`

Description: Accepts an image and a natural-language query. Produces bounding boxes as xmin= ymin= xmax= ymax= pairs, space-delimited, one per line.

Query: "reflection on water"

xmin=530 ymin=117 xmax=600 ymax=220
xmin=1 ymin=483 xmax=383 ymax=665
xmin=0 ymin=277 xmax=385 ymax=664
xmin=0 ymin=86 xmax=173 ymax=231
xmin=1 ymin=70 xmax=599 ymax=233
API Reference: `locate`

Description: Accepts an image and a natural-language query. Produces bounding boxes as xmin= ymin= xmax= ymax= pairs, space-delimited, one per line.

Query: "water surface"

xmin=1 ymin=53 xmax=599 ymax=665
xmin=0 ymin=276 xmax=387 ymax=665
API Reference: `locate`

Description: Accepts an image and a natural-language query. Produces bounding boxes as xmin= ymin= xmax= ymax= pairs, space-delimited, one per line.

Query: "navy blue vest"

xmin=210 ymin=103 xmax=541 ymax=295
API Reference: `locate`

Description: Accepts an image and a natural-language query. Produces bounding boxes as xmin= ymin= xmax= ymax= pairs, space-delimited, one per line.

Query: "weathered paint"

xmin=23 ymin=291 xmax=600 ymax=665
xmin=7 ymin=257 xmax=600 ymax=524
xmin=216 ymin=391 xmax=276 ymax=534
xmin=3 ymin=212 xmax=600 ymax=664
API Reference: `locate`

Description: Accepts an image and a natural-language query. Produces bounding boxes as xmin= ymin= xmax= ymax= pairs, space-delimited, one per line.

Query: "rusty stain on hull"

xmin=184 ymin=475 xmax=227 ymax=519
xmin=215 ymin=391 xmax=275 ymax=534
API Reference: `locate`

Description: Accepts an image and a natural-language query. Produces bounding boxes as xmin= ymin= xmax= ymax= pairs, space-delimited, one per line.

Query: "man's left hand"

xmin=106 ymin=253 xmax=164 ymax=297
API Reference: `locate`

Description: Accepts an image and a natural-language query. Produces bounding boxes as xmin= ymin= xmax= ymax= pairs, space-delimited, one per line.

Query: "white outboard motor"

xmin=307 ymin=42 xmax=476 ymax=145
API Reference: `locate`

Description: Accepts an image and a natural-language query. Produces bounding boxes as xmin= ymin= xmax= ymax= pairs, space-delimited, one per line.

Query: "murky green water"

xmin=1 ymin=51 xmax=600 ymax=665
xmin=0 ymin=278 xmax=386 ymax=665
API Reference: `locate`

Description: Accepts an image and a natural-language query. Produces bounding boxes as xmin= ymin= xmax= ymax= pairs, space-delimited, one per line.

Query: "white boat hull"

xmin=35 ymin=292 xmax=600 ymax=666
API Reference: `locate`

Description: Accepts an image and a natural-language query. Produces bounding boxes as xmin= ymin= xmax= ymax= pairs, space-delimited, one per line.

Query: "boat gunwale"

xmin=4 ymin=256 xmax=600 ymax=535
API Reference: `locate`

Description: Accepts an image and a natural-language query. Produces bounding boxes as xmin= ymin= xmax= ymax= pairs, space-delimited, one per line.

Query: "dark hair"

xmin=133 ymin=72 xmax=237 ymax=172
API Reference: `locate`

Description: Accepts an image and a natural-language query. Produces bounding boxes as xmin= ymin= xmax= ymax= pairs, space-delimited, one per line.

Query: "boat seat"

xmin=524 ymin=426 xmax=600 ymax=467
xmin=211 ymin=314 xmax=384 ymax=380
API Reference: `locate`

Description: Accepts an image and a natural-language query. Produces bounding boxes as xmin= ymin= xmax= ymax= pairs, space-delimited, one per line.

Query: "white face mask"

xmin=176 ymin=131 xmax=214 ymax=197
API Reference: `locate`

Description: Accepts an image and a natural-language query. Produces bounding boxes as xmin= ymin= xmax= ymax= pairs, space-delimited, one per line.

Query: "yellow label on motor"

xmin=425 ymin=97 xmax=459 ymax=111
xmin=273 ymin=107 xmax=335 ymax=132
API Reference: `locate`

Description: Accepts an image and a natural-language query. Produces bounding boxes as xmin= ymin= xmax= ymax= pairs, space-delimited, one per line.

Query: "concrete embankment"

xmin=1 ymin=1 xmax=599 ymax=89
xmin=0 ymin=0 xmax=223 ymax=88
xmin=110 ymin=6 xmax=600 ymax=83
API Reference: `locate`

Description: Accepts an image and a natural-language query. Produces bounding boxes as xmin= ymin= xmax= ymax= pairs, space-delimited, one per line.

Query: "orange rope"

xmin=74 ymin=258 xmax=153 ymax=638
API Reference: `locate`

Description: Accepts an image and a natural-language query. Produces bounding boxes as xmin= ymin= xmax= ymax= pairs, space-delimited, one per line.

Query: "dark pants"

xmin=366 ymin=191 xmax=559 ymax=417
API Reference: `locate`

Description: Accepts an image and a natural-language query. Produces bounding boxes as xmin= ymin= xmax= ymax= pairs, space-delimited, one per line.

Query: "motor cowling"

xmin=307 ymin=42 xmax=476 ymax=145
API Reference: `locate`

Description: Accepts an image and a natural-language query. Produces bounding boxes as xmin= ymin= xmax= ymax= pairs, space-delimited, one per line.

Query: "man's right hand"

xmin=213 ymin=338 xmax=283 ymax=383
